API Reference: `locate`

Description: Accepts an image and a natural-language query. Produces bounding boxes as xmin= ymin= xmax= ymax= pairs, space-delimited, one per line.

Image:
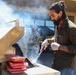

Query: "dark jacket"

xmin=53 ymin=18 xmax=76 ymax=70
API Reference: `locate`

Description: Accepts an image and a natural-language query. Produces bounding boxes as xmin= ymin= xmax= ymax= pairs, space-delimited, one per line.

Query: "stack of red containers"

xmin=5 ymin=54 xmax=28 ymax=73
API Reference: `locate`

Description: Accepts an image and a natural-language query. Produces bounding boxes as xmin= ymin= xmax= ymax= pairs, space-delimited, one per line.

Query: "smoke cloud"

xmin=0 ymin=0 xmax=55 ymax=27
xmin=0 ymin=0 xmax=54 ymax=64
xmin=0 ymin=0 xmax=18 ymax=26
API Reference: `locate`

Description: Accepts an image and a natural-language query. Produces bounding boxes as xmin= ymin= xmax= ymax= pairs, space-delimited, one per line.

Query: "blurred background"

xmin=0 ymin=0 xmax=76 ymax=74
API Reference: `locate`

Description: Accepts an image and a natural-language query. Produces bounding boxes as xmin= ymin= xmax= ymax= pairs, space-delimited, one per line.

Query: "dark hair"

xmin=49 ymin=1 xmax=66 ymax=19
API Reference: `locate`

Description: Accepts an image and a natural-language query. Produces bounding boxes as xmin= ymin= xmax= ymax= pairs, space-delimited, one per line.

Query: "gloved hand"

xmin=51 ymin=42 xmax=60 ymax=51
xmin=41 ymin=39 xmax=49 ymax=51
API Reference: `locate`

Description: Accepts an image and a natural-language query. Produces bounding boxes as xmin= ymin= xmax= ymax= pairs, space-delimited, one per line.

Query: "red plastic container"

xmin=7 ymin=65 xmax=27 ymax=73
xmin=5 ymin=54 xmax=26 ymax=62
xmin=9 ymin=61 xmax=28 ymax=68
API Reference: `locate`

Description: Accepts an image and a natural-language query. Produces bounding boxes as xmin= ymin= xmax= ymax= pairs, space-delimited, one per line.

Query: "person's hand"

xmin=51 ymin=42 xmax=60 ymax=51
xmin=41 ymin=39 xmax=49 ymax=51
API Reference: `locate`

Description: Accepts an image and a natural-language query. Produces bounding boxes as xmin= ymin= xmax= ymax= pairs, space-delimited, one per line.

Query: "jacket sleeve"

xmin=59 ymin=27 xmax=76 ymax=54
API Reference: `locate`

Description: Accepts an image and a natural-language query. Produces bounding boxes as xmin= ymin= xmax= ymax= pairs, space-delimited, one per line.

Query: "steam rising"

xmin=0 ymin=0 xmax=54 ymax=64
xmin=0 ymin=0 xmax=18 ymax=26
xmin=0 ymin=0 xmax=54 ymax=26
